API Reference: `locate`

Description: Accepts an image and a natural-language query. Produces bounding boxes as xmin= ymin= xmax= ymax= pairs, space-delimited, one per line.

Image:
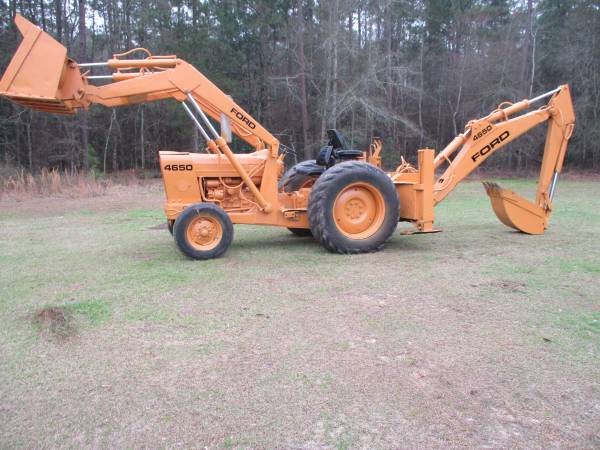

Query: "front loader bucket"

xmin=483 ymin=182 xmax=547 ymax=235
xmin=0 ymin=15 xmax=84 ymax=114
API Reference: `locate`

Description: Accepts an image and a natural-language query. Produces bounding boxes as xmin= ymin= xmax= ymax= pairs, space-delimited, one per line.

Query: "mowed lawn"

xmin=0 ymin=179 xmax=598 ymax=449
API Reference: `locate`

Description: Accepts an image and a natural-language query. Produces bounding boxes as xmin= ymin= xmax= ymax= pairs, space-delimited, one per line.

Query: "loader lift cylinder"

xmin=181 ymin=102 xmax=211 ymax=142
xmin=185 ymin=93 xmax=271 ymax=212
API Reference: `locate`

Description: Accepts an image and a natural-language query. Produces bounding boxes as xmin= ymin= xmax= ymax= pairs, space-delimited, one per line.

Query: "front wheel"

xmin=308 ymin=161 xmax=399 ymax=253
xmin=278 ymin=160 xmax=321 ymax=193
xmin=173 ymin=203 xmax=234 ymax=259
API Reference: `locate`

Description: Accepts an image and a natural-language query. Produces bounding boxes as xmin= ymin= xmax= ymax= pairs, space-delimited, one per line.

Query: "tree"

xmin=0 ymin=0 xmax=597 ymax=172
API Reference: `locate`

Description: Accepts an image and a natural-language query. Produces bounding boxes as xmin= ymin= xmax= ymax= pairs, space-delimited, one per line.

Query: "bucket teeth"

xmin=482 ymin=181 xmax=501 ymax=197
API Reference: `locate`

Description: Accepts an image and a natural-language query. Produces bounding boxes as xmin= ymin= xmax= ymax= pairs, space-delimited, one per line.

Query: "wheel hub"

xmin=345 ymin=198 xmax=366 ymax=220
xmin=333 ymin=183 xmax=385 ymax=239
xmin=187 ymin=216 xmax=222 ymax=250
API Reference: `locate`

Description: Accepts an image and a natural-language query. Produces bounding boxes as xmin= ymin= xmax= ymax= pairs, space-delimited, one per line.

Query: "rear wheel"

xmin=173 ymin=203 xmax=234 ymax=259
xmin=308 ymin=161 xmax=399 ymax=253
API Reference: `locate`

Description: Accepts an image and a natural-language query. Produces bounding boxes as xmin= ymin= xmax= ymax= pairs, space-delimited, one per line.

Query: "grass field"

xmin=0 ymin=179 xmax=598 ymax=448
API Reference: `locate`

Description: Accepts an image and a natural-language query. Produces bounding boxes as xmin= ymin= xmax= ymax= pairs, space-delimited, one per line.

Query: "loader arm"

xmin=430 ymin=85 xmax=575 ymax=234
xmin=0 ymin=14 xmax=280 ymax=211
xmin=81 ymin=62 xmax=279 ymax=154
xmin=0 ymin=14 xmax=279 ymax=155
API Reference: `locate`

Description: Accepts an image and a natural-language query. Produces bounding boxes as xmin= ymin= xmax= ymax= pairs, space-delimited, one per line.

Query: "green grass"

xmin=558 ymin=311 xmax=600 ymax=336
xmin=64 ymin=299 xmax=111 ymax=324
xmin=0 ymin=179 xmax=598 ymax=448
xmin=557 ymin=258 xmax=600 ymax=274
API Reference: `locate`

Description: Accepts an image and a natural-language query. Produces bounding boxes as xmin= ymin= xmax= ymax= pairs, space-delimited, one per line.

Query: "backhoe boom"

xmin=390 ymin=85 xmax=575 ymax=235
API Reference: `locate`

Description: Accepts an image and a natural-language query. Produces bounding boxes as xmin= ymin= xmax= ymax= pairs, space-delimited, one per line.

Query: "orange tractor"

xmin=0 ymin=15 xmax=576 ymax=259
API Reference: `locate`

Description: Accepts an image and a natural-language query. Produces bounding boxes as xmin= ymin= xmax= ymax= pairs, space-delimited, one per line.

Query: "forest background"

xmin=0 ymin=0 xmax=598 ymax=173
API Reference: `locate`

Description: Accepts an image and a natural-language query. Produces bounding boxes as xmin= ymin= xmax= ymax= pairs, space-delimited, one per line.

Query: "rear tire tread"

xmin=308 ymin=161 xmax=399 ymax=254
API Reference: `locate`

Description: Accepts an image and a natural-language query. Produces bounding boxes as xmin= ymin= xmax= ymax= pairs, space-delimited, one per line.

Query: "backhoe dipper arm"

xmin=432 ymin=85 xmax=575 ymax=208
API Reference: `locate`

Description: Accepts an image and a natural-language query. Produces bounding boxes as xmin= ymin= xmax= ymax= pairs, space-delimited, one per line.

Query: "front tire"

xmin=307 ymin=161 xmax=399 ymax=253
xmin=173 ymin=203 xmax=234 ymax=260
xmin=280 ymin=160 xmax=321 ymax=237
xmin=279 ymin=160 xmax=320 ymax=193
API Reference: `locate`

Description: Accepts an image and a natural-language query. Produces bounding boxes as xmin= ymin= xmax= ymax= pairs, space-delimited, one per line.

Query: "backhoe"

xmin=0 ymin=15 xmax=576 ymax=259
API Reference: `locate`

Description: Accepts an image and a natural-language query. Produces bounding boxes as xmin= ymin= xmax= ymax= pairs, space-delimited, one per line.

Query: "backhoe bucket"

xmin=483 ymin=182 xmax=547 ymax=235
xmin=0 ymin=15 xmax=84 ymax=114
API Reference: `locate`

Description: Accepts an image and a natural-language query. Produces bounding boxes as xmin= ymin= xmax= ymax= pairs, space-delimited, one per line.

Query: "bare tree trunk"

xmin=26 ymin=112 xmax=32 ymax=170
xmin=9 ymin=0 xmax=16 ymax=21
xmin=112 ymin=114 xmax=121 ymax=171
xmin=331 ymin=0 xmax=339 ymax=129
xmin=54 ymin=0 xmax=61 ymax=40
xmin=452 ymin=53 xmax=466 ymax=136
xmin=14 ymin=115 xmax=21 ymax=166
xmin=192 ymin=0 xmax=197 ymax=28
xmin=418 ymin=39 xmax=424 ymax=148
xmin=103 ymin=110 xmax=116 ymax=173
xmin=529 ymin=30 xmax=537 ymax=98
xmin=78 ymin=0 xmax=89 ymax=170
xmin=357 ymin=6 xmax=362 ymax=47
xmin=39 ymin=0 xmax=46 ymax=30
xmin=296 ymin=0 xmax=311 ymax=159
xmin=331 ymin=44 xmax=338 ymax=129
xmin=320 ymin=50 xmax=331 ymax=141
xmin=384 ymin=0 xmax=393 ymax=112
xmin=112 ymin=142 xmax=118 ymax=171
xmin=140 ymin=105 xmax=145 ymax=169
xmin=384 ymin=0 xmax=394 ymax=145
xmin=435 ymin=89 xmax=443 ymax=151
xmin=521 ymin=0 xmax=533 ymax=93
xmin=365 ymin=12 xmax=373 ymax=138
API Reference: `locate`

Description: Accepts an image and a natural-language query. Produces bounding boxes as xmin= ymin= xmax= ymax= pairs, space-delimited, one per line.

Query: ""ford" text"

xmin=472 ymin=131 xmax=510 ymax=162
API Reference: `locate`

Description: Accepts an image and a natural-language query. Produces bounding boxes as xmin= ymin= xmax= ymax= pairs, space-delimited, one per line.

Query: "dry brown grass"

xmin=0 ymin=166 xmax=111 ymax=199
xmin=0 ymin=165 xmax=155 ymax=200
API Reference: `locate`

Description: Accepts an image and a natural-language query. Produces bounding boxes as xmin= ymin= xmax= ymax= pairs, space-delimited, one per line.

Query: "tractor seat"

xmin=316 ymin=129 xmax=364 ymax=167
xmin=335 ymin=149 xmax=363 ymax=159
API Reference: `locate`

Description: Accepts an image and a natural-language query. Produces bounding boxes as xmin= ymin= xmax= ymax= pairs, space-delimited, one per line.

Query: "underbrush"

xmin=0 ymin=165 xmax=155 ymax=200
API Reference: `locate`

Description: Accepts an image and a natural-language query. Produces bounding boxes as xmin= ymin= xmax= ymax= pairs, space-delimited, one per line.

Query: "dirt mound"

xmin=32 ymin=306 xmax=76 ymax=339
